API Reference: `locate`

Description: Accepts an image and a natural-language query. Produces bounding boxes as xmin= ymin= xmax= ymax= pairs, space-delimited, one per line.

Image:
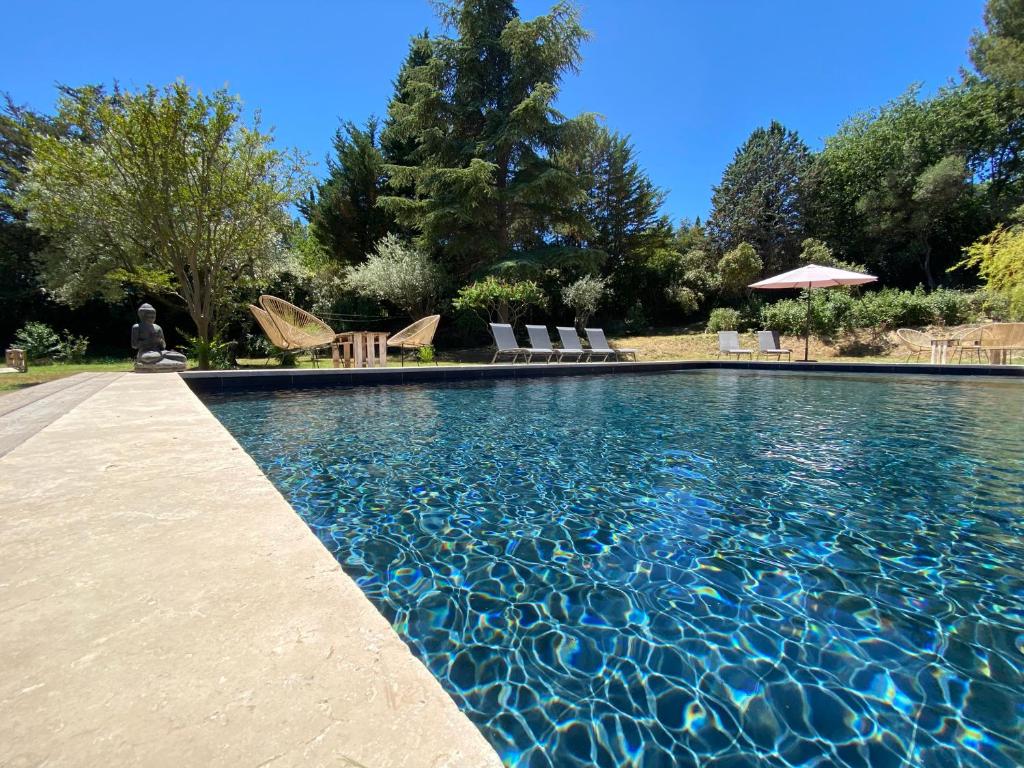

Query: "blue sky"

xmin=6 ymin=0 xmax=984 ymax=222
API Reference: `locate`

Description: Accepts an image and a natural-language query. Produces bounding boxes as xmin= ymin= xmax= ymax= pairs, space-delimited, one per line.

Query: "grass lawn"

xmin=0 ymin=359 xmax=134 ymax=394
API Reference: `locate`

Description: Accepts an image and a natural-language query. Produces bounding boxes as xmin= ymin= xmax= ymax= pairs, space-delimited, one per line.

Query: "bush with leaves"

xmin=956 ymin=216 xmax=1024 ymax=320
xmin=706 ymin=307 xmax=742 ymax=332
xmin=345 ymin=235 xmax=445 ymax=319
xmin=760 ymin=287 xmax=981 ymax=338
xmin=13 ymin=322 xmax=60 ymax=361
xmin=717 ymin=242 xmax=762 ymax=295
xmin=561 ymin=275 xmax=609 ymax=331
xmin=453 ymin=276 xmax=547 ymax=327
xmin=54 ymin=331 xmax=89 ymax=362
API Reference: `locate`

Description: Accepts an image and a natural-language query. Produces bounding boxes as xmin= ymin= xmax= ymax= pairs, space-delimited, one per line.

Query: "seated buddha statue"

xmin=131 ymin=303 xmax=187 ymax=372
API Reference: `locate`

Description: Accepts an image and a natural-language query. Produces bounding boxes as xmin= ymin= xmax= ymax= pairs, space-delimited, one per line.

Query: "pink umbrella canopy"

xmin=749 ymin=264 xmax=878 ymax=290
xmin=748 ymin=263 xmax=878 ymax=361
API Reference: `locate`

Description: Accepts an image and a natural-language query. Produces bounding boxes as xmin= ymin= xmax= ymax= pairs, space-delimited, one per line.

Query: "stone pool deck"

xmin=0 ymin=373 xmax=501 ymax=767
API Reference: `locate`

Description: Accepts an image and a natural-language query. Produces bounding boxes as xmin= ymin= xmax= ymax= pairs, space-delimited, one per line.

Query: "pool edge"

xmin=181 ymin=359 xmax=1024 ymax=393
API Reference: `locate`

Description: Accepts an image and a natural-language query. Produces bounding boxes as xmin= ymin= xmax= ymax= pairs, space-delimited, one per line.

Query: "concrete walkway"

xmin=0 ymin=373 xmax=501 ymax=767
xmin=0 ymin=373 xmax=126 ymax=459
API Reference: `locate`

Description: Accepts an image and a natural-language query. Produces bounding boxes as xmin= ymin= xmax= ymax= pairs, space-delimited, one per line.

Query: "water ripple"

xmin=206 ymin=371 xmax=1024 ymax=768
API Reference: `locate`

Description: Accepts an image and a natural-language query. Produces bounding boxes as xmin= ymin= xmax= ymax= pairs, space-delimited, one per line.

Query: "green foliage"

xmin=302 ymin=119 xmax=394 ymax=265
xmin=759 ymin=287 xmax=981 ymax=338
xmin=18 ymin=81 xmax=308 ymax=368
xmin=453 ymin=276 xmax=546 ymax=326
xmin=54 ymin=330 xmax=89 ymax=362
xmin=805 ymin=81 xmax=1017 ymax=287
xmin=182 ymin=333 xmax=234 ymax=370
xmin=13 ymin=321 xmax=60 ymax=360
xmin=561 ymin=274 xmax=609 ymax=330
xmin=559 ymin=124 xmax=672 ymax=311
xmin=971 ymin=0 xmax=1024 ymax=89
xmin=417 ymin=344 xmax=435 ymax=364
xmin=379 ymin=0 xmax=596 ymax=279
xmin=716 ymin=242 xmax=762 ymax=294
xmin=957 ymin=216 xmax=1024 ymax=318
xmin=344 ymin=234 xmax=445 ymax=318
xmin=706 ymin=307 xmax=742 ymax=333
xmin=708 ymin=121 xmax=810 ymax=274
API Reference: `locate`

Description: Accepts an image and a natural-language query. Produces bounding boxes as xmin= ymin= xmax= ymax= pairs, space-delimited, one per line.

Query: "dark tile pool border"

xmin=180 ymin=360 xmax=1024 ymax=394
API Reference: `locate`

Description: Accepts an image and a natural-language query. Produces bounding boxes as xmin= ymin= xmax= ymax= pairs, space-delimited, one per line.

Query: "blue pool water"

xmin=205 ymin=371 xmax=1024 ymax=767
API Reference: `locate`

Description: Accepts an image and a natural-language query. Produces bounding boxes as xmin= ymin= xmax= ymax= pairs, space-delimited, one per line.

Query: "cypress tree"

xmin=302 ymin=118 xmax=394 ymax=265
xmin=379 ymin=0 xmax=596 ymax=280
xmin=707 ymin=121 xmax=810 ymax=275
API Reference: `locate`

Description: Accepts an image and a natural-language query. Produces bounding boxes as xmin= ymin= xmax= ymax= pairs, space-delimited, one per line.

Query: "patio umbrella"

xmin=749 ymin=264 xmax=878 ymax=362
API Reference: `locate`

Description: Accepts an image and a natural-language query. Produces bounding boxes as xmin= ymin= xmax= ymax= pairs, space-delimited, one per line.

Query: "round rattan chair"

xmin=255 ymin=295 xmax=338 ymax=366
xmin=953 ymin=325 xmax=987 ymax=364
xmin=248 ymin=304 xmax=289 ymax=350
xmin=895 ymin=328 xmax=932 ymax=363
xmin=387 ymin=315 xmax=441 ymax=365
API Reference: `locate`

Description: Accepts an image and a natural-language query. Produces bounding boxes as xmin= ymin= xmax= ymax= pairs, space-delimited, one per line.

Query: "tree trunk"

xmin=193 ymin=312 xmax=211 ymax=370
xmin=921 ymin=241 xmax=935 ymax=290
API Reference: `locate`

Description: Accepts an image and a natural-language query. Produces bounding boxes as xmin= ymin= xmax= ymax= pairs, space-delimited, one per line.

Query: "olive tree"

xmin=18 ymin=82 xmax=307 ymax=367
xmin=561 ymin=274 xmax=609 ymax=331
xmin=453 ymin=276 xmax=547 ymax=327
xmin=344 ymin=234 xmax=445 ymax=318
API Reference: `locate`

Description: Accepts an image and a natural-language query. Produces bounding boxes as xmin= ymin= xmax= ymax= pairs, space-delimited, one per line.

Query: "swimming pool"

xmin=205 ymin=371 xmax=1024 ymax=767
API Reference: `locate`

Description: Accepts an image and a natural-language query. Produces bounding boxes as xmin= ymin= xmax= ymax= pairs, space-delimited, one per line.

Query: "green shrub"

xmin=926 ymin=288 xmax=975 ymax=325
xmin=54 ymin=331 xmax=89 ymax=363
xmin=417 ymin=345 xmax=435 ymax=364
xmin=706 ymin=307 xmax=742 ymax=332
xmin=182 ymin=333 xmax=234 ymax=369
xmin=760 ymin=287 xmax=982 ymax=338
xmin=625 ymin=301 xmax=649 ymax=332
xmin=13 ymin=322 xmax=61 ymax=361
xmin=759 ymin=298 xmax=807 ymax=336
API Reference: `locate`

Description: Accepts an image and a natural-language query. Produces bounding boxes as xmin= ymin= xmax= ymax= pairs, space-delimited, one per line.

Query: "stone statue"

xmin=131 ymin=303 xmax=187 ymax=372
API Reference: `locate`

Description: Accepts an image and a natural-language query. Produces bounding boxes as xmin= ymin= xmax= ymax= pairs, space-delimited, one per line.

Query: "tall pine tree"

xmin=379 ymin=0 xmax=596 ymax=280
xmin=574 ymin=126 xmax=675 ymax=311
xmin=302 ymin=118 xmax=394 ymax=265
xmin=707 ymin=121 xmax=810 ymax=275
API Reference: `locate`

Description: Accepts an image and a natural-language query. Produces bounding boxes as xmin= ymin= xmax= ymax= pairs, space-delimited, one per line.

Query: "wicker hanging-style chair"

xmin=251 ymin=295 xmax=338 ymax=366
xmin=895 ymin=328 xmax=932 ymax=363
xmin=387 ymin=315 xmax=441 ymax=365
xmin=248 ymin=305 xmax=289 ymax=349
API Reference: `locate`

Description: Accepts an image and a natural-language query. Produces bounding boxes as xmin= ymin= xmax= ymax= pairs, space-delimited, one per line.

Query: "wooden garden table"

xmin=929 ymin=337 xmax=956 ymax=364
xmin=332 ymin=331 xmax=388 ymax=368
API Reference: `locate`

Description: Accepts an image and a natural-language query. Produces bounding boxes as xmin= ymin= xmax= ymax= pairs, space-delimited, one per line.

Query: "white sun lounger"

xmin=757 ymin=330 xmax=791 ymax=361
xmin=528 ymin=325 xmax=587 ymax=363
xmin=717 ymin=331 xmax=753 ymax=359
xmin=556 ymin=327 xmax=591 ymax=362
xmin=490 ymin=323 xmax=532 ymax=364
xmin=585 ymin=328 xmax=637 ymax=362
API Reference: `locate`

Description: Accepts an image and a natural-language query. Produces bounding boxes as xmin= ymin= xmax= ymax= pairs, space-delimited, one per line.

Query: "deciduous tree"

xmin=18 ymin=82 xmax=307 ymax=368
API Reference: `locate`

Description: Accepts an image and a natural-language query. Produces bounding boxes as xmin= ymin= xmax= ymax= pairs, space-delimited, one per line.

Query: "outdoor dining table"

xmin=929 ymin=336 xmax=957 ymax=364
xmin=331 ymin=330 xmax=388 ymax=369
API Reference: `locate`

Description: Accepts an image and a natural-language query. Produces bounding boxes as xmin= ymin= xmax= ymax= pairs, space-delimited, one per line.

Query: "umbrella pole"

xmin=804 ymin=285 xmax=811 ymax=362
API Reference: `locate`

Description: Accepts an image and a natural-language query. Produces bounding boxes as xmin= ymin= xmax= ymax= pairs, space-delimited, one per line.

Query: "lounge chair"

xmin=490 ymin=323 xmax=532 ymax=363
xmin=556 ymin=327 xmax=590 ymax=362
xmin=524 ymin=325 xmax=556 ymax=362
xmin=526 ymin=325 xmax=587 ymax=363
xmin=757 ymin=330 xmax=791 ymax=361
xmin=387 ymin=315 xmax=441 ymax=366
xmin=585 ymin=328 xmax=638 ymax=362
xmin=895 ymin=328 xmax=932 ymax=363
xmin=717 ymin=331 xmax=753 ymax=359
